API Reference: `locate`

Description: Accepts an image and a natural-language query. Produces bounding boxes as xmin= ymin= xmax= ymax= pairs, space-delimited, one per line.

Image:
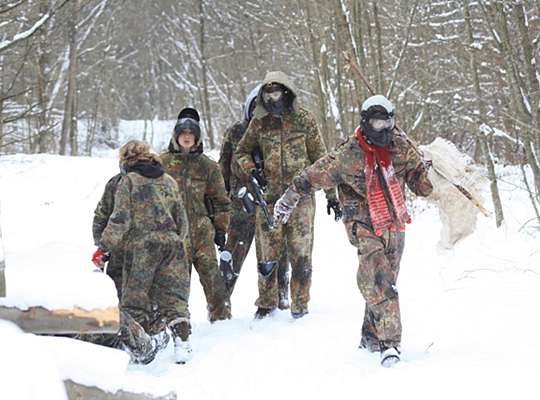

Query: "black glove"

xmin=326 ymin=199 xmax=343 ymax=221
xmin=250 ymin=169 xmax=267 ymax=188
xmin=214 ymin=230 xmax=226 ymax=251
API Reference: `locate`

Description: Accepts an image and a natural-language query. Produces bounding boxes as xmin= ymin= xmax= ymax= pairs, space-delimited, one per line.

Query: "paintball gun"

xmin=237 ymin=147 xmax=275 ymax=229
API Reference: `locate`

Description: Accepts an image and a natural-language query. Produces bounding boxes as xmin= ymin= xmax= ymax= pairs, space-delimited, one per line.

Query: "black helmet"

xmin=360 ymin=95 xmax=396 ymax=147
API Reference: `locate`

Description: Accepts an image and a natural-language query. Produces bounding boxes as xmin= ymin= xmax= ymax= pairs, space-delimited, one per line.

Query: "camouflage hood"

xmin=252 ymin=71 xmax=299 ymax=119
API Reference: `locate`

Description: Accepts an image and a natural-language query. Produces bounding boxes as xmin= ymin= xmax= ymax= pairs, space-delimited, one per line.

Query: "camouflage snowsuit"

xmin=235 ymin=71 xmax=336 ymax=314
xmin=219 ymin=121 xmax=290 ymax=295
xmin=161 ymin=143 xmax=232 ymax=321
xmin=99 ymin=167 xmax=190 ymax=337
xmin=93 ymin=173 xmax=124 ymax=296
xmin=286 ymin=133 xmax=433 ymax=348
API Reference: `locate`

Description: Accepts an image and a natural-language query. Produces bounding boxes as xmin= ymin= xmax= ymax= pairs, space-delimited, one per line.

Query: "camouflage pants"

xmin=187 ymin=218 xmax=231 ymax=321
xmin=224 ymin=196 xmax=289 ymax=294
xmin=350 ymin=221 xmax=405 ymax=349
xmin=121 ymin=232 xmax=190 ymax=333
xmin=255 ymin=197 xmax=315 ymax=314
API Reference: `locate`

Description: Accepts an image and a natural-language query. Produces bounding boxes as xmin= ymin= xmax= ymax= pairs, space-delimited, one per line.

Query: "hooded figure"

xmin=99 ymin=139 xmax=191 ymax=365
xmin=234 ymin=71 xmax=339 ymax=319
xmin=160 ymin=108 xmax=232 ymax=322
xmin=218 ymin=85 xmax=291 ymax=308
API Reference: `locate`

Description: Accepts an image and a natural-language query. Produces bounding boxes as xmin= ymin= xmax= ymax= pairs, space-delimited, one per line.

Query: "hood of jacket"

xmin=125 ymin=159 xmax=165 ymax=178
xmin=243 ymin=84 xmax=262 ymax=122
xmin=252 ymin=71 xmax=299 ymax=119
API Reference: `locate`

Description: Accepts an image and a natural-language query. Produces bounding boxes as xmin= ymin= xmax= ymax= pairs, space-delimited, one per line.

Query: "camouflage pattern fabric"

xmin=254 ymin=198 xmax=314 ymax=313
xmin=92 ymin=173 xmax=124 ymax=295
xmin=219 ymin=121 xmax=290 ymax=296
xmin=161 ymin=147 xmax=232 ymax=321
xmin=99 ymin=169 xmax=190 ymax=337
xmin=287 ymin=132 xmax=433 ymax=348
xmin=235 ymin=71 xmax=335 ymax=314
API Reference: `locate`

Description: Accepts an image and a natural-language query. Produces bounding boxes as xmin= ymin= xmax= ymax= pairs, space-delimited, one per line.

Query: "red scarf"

xmin=355 ymin=127 xmax=411 ymax=236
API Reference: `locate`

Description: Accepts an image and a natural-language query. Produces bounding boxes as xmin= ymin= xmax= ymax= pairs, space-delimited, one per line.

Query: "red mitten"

xmin=91 ymin=249 xmax=108 ymax=268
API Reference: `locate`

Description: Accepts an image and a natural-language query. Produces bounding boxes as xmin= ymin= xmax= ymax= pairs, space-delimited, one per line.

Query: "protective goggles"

xmin=369 ymin=117 xmax=395 ymax=131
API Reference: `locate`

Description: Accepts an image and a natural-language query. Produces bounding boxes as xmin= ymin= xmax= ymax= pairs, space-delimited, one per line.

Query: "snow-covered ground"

xmin=0 ymin=153 xmax=539 ymax=399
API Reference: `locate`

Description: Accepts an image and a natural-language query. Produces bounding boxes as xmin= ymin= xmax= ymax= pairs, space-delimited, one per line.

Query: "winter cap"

xmin=119 ymin=140 xmax=160 ymax=167
xmin=177 ymin=107 xmax=200 ymax=122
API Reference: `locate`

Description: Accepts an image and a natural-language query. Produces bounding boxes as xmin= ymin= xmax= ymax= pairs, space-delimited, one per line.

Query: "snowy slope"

xmin=0 ymin=154 xmax=538 ymax=399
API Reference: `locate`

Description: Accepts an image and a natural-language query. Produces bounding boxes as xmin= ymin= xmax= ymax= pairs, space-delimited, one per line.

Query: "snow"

xmin=0 ymin=153 xmax=539 ymax=398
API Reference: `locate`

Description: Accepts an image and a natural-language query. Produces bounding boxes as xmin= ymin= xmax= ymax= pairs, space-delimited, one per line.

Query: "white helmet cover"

xmin=361 ymin=95 xmax=395 ymax=114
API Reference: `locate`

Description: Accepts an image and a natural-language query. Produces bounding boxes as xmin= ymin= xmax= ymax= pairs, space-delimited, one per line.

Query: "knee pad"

xmin=258 ymin=261 xmax=277 ymax=277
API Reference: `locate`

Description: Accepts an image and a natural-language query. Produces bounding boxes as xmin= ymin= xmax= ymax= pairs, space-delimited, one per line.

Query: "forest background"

xmin=1 ymin=0 xmax=540 ymax=226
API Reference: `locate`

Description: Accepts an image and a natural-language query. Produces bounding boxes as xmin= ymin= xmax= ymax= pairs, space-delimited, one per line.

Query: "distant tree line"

xmin=1 ymin=0 xmax=539 ymax=225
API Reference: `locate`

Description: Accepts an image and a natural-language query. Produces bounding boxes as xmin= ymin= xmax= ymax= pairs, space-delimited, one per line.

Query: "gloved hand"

xmin=214 ymin=230 xmax=226 ymax=251
xmin=273 ymin=189 xmax=300 ymax=224
xmin=326 ymin=199 xmax=343 ymax=221
xmin=91 ymin=248 xmax=110 ymax=269
xmin=250 ymin=169 xmax=267 ymax=188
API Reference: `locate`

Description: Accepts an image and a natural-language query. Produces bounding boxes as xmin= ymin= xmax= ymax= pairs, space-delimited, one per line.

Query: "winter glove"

xmin=273 ymin=188 xmax=300 ymax=225
xmin=214 ymin=230 xmax=226 ymax=251
xmin=326 ymin=199 xmax=343 ymax=221
xmin=91 ymin=248 xmax=110 ymax=269
xmin=250 ymin=168 xmax=267 ymax=188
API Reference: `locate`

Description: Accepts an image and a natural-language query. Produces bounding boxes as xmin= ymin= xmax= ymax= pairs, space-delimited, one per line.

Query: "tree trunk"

xmin=60 ymin=0 xmax=79 ymax=156
xmin=464 ymin=0 xmax=504 ymax=227
xmin=36 ymin=0 xmax=52 ymax=154
xmin=372 ymin=2 xmax=384 ymax=94
xmin=198 ymin=0 xmax=214 ymax=149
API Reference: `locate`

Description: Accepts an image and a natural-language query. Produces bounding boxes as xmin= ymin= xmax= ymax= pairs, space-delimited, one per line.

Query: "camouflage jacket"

xmin=160 ymin=150 xmax=230 ymax=235
xmin=218 ymin=120 xmax=250 ymax=197
xmin=93 ymin=173 xmax=123 ymax=246
xmin=99 ymin=168 xmax=188 ymax=252
xmin=235 ymin=71 xmax=336 ymax=203
xmin=290 ymin=133 xmax=433 ymax=234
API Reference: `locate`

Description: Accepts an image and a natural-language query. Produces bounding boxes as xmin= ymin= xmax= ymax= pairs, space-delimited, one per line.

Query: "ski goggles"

xmin=262 ymin=89 xmax=283 ymax=102
xmin=369 ymin=117 xmax=395 ymax=131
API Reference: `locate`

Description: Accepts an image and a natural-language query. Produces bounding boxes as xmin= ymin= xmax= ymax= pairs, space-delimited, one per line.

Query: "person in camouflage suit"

xmin=99 ymin=140 xmax=192 ymax=364
xmin=218 ymin=85 xmax=290 ymax=309
xmin=235 ymin=71 xmax=340 ymax=319
xmin=273 ymin=95 xmax=433 ymax=367
xmin=161 ymin=108 xmax=232 ymax=322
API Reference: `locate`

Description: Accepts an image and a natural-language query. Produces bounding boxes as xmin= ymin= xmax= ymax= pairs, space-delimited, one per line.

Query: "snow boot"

xmin=152 ymin=330 xmax=170 ymax=353
xmin=278 ymin=288 xmax=290 ymax=310
xmin=169 ymin=319 xmax=192 ymax=364
xmin=380 ymin=346 xmax=400 ymax=368
xmin=291 ymin=309 xmax=308 ymax=319
xmin=173 ymin=337 xmax=193 ymax=364
xmin=254 ymin=307 xmax=274 ymax=320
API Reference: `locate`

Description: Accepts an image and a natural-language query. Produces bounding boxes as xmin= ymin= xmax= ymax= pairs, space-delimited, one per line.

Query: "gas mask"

xmin=262 ymin=83 xmax=290 ymax=114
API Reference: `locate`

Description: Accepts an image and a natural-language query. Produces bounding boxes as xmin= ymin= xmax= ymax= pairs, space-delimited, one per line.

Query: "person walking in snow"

xmin=218 ymin=85 xmax=290 ymax=308
xmin=160 ymin=108 xmax=232 ymax=322
xmin=272 ymin=95 xmax=433 ymax=367
xmin=99 ymin=140 xmax=192 ymax=364
xmin=235 ymin=71 xmax=340 ymax=320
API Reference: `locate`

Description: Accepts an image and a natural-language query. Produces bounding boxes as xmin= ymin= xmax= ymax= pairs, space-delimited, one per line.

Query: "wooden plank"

xmin=64 ymin=380 xmax=177 ymax=400
xmin=0 ymin=305 xmax=119 ymax=334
